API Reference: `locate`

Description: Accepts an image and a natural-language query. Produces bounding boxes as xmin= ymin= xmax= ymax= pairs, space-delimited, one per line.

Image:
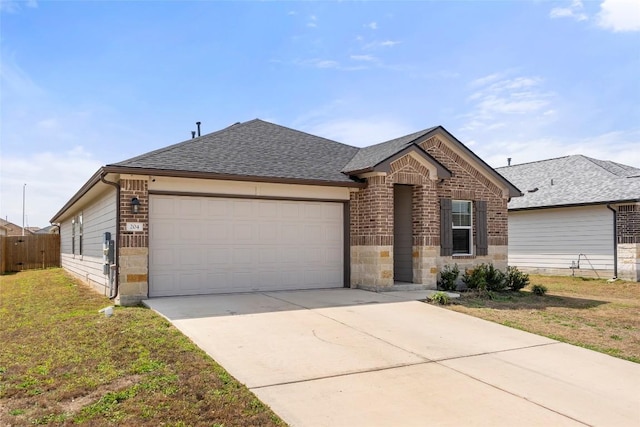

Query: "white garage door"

xmin=149 ymin=195 xmax=344 ymax=297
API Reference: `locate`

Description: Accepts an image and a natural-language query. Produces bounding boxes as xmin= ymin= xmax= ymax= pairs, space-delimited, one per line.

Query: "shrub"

xmin=531 ymin=284 xmax=547 ymax=296
xmin=505 ymin=266 xmax=529 ymax=291
xmin=429 ymin=291 xmax=450 ymax=305
xmin=437 ymin=264 xmax=460 ymax=291
xmin=462 ymin=263 xmax=506 ymax=292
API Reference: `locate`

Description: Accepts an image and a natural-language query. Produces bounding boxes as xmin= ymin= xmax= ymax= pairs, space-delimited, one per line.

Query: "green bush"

xmin=505 ymin=266 xmax=530 ymax=291
xmin=462 ymin=263 xmax=507 ymax=292
xmin=531 ymin=284 xmax=547 ymax=296
xmin=437 ymin=264 xmax=460 ymax=291
xmin=429 ymin=291 xmax=450 ymax=305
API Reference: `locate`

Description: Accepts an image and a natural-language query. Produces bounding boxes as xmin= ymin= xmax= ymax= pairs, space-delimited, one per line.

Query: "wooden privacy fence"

xmin=0 ymin=234 xmax=61 ymax=273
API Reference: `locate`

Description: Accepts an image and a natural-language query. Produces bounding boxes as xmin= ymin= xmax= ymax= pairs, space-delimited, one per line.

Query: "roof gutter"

xmin=50 ymin=167 xmax=107 ymax=223
xmin=606 ymin=204 xmax=618 ymax=279
xmin=100 ymin=174 xmax=121 ymax=299
xmin=508 ymin=198 xmax=640 ymax=212
xmin=101 ymin=165 xmax=367 ymax=188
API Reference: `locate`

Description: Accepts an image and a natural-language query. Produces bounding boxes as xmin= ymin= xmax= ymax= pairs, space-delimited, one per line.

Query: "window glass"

xmin=452 ymin=200 xmax=472 ymax=255
xmin=79 ymin=213 xmax=83 ymax=256
xmin=452 ymin=201 xmax=471 ymax=226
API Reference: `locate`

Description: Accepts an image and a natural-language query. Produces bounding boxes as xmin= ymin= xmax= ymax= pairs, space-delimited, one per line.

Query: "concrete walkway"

xmin=144 ymin=288 xmax=640 ymax=427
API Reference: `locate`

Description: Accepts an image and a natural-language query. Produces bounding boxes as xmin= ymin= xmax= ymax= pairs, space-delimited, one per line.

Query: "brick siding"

xmin=617 ymin=204 xmax=640 ymax=244
xmin=119 ymin=179 xmax=149 ymax=248
xmin=350 ymin=135 xmax=509 ymax=249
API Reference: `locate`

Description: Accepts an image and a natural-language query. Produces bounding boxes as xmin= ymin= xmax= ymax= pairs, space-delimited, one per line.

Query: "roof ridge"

xmin=495 ymin=155 xmax=573 ymax=169
xmin=582 ymin=155 xmax=640 ymax=177
xmin=256 ymin=119 xmax=355 ymax=148
xmin=109 ymin=121 xmax=240 ymax=166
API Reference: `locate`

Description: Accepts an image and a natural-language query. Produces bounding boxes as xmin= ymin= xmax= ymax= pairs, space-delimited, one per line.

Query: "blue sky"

xmin=1 ymin=0 xmax=639 ymax=227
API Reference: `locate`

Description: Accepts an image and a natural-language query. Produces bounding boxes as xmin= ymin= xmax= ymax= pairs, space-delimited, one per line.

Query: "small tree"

xmin=437 ymin=264 xmax=460 ymax=291
xmin=505 ymin=266 xmax=529 ymax=291
xmin=462 ymin=263 xmax=506 ymax=292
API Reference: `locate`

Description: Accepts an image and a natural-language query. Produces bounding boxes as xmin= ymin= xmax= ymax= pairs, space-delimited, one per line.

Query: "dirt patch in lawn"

xmin=445 ymin=275 xmax=640 ymax=363
xmin=0 ymin=269 xmax=285 ymax=426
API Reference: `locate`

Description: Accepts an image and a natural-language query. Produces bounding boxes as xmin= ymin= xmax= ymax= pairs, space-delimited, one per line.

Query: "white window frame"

xmin=71 ymin=217 xmax=76 ymax=255
xmin=78 ymin=213 xmax=83 ymax=257
xmin=452 ymin=200 xmax=473 ymax=255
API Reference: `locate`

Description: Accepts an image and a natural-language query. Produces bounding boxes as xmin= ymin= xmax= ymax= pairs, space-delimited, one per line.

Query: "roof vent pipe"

xmin=507 ymin=157 xmax=512 ymax=166
xmin=191 ymin=131 xmax=196 ymax=139
xmin=196 ymin=121 xmax=201 ymax=137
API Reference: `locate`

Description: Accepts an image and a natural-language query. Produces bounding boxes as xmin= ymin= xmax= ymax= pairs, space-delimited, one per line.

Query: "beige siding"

xmin=147 ymin=176 xmax=352 ymax=200
xmin=508 ymin=206 xmax=615 ymax=273
xmin=60 ymin=189 xmax=117 ymax=295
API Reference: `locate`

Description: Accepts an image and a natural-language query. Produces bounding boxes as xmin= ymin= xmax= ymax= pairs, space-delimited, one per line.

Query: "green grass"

xmin=0 ymin=268 xmax=285 ymax=426
xmin=447 ymin=275 xmax=640 ymax=363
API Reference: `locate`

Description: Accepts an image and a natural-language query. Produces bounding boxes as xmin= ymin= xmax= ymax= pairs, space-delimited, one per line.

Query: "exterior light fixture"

xmin=131 ymin=197 xmax=141 ymax=214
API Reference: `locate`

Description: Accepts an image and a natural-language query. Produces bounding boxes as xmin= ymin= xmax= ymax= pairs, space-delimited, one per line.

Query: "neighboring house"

xmin=497 ymin=155 xmax=640 ymax=281
xmin=35 ymin=225 xmax=60 ymax=234
xmin=0 ymin=219 xmax=35 ymax=237
xmin=51 ymin=119 xmax=521 ymax=305
xmin=0 ymin=225 xmax=7 ymax=236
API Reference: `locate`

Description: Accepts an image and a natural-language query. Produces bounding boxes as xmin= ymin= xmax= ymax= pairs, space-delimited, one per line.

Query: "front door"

xmin=393 ymin=185 xmax=413 ymax=283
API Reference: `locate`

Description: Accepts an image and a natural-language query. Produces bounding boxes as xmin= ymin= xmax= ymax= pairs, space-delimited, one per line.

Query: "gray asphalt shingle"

xmin=341 ymin=127 xmax=437 ymax=173
xmin=111 ymin=119 xmax=360 ymax=183
xmin=496 ymin=155 xmax=640 ymax=209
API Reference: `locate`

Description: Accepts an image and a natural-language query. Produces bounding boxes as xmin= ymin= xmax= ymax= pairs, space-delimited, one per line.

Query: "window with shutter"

xmin=476 ymin=201 xmax=488 ymax=256
xmin=452 ymin=200 xmax=473 ymax=255
xmin=440 ymin=198 xmax=452 ymax=256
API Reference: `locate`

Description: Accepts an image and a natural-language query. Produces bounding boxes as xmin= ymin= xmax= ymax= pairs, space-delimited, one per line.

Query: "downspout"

xmin=101 ymin=174 xmax=120 ymax=299
xmin=606 ymin=204 xmax=618 ymax=279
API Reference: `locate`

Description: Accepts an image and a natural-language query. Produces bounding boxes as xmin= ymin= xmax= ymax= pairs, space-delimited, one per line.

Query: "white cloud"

xmin=0 ymin=148 xmax=103 ymax=227
xmin=303 ymin=117 xmax=415 ymax=147
xmin=462 ymin=73 xmax=555 ymax=132
xmin=549 ymin=0 xmax=588 ymax=21
xmin=0 ymin=0 xmax=37 ymax=13
xmin=307 ymin=14 xmax=317 ymax=28
xmin=478 ymin=130 xmax=640 ymax=168
xmin=292 ymin=58 xmax=369 ymax=71
xmin=350 ymin=54 xmax=377 ymax=62
xmin=364 ymin=40 xmax=400 ymax=50
xmin=597 ymin=0 xmax=640 ymax=32
xmin=366 ymin=21 xmax=378 ymax=30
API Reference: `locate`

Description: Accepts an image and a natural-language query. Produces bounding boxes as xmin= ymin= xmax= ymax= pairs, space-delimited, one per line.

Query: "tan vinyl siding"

xmin=60 ymin=189 xmax=117 ymax=295
xmin=508 ymin=206 xmax=614 ymax=271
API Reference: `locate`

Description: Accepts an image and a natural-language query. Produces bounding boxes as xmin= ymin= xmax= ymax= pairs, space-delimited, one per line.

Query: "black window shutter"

xmin=440 ymin=198 xmax=452 ymax=256
xmin=476 ymin=200 xmax=488 ymax=256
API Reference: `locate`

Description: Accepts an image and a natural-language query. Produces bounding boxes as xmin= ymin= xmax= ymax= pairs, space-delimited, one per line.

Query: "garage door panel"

xmin=151 ymin=222 xmax=176 ymax=241
xmin=149 ymin=196 xmax=344 ymax=297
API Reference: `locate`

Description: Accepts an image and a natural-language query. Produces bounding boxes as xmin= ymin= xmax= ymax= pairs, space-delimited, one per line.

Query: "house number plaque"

xmin=125 ymin=222 xmax=144 ymax=232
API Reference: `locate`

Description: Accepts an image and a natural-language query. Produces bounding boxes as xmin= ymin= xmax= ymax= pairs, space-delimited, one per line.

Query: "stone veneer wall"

xmin=350 ymin=136 xmax=509 ymax=290
xmin=617 ymin=204 xmax=640 ymax=281
xmin=117 ymin=178 xmax=149 ymax=305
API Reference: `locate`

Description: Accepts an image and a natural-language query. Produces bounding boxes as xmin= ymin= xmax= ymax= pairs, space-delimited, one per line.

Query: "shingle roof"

xmin=111 ymin=119 xmax=360 ymax=183
xmin=496 ymin=155 xmax=640 ymax=210
xmin=341 ymin=127 xmax=437 ymax=173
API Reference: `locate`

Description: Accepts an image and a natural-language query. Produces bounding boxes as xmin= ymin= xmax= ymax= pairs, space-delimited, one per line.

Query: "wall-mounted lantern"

xmin=131 ymin=197 xmax=141 ymax=214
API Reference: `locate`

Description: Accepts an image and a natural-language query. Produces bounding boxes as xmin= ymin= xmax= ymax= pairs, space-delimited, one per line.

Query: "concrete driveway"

xmin=144 ymin=288 xmax=640 ymax=427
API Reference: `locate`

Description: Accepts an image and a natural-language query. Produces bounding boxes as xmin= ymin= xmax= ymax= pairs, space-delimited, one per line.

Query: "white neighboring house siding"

xmin=60 ymin=188 xmax=117 ymax=295
xmin=508 ymin=205 xmax=615 ymax=278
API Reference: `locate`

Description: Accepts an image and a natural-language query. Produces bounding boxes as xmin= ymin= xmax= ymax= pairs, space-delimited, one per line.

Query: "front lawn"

xmin=0 ymin=269 xmax=284 ymax=426
xmin=445 ymin=275 xmax=640 ymax=363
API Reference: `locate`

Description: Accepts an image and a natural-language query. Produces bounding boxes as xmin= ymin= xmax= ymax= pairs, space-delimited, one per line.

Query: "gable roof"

xmin=0 ymin=219 xmax=34 ymax=236
xmin=342 ymin=127 xmax=437 ymax=173
xmin=342 ymin=125 xmax=521 ymax=198
xmin=52 ymin=119 xmax=522 ymax=222
xmin=496 ymin=155 xmax=640 ymax=210
xmin=111 ymin=119 xmax=360 ymax=184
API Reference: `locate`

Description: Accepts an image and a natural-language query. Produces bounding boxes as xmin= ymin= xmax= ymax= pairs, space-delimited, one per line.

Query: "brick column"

xmin=117 ymin=178 xmax=149 ymax=305
xmin=350 ymin=175 xmax=394 ymax=289
xmin=617 ymin=205 xmax=640 ymax=281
